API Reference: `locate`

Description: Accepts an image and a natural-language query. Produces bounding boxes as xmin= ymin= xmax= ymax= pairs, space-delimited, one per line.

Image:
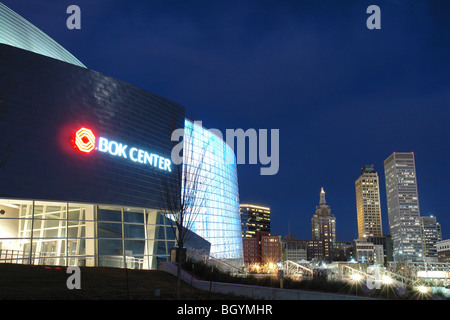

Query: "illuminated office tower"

xmin=420 ymin=216 xmax=442 ymax=259
xmin=239 ymin=204 xmax=271 ymax=238
xmin=311 ymin=188 xmax=336 ymax=259
xmin=384 ymin=152 xmax=423 ymax=261
xmin=355 ymin=165 xmax=383 ymax=239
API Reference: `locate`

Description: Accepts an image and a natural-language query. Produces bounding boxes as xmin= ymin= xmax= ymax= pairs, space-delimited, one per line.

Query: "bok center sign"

xmin=72 ymin=127 xmax=172 ymax=172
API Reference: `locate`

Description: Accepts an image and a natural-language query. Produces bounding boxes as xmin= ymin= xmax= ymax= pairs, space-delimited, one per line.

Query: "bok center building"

xmin=0 ymin=3 xmax=243 ymax=269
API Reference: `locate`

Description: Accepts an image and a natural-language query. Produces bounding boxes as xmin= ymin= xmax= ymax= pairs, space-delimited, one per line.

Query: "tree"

xmin=159 ymin=121 xmax=214 ymax=299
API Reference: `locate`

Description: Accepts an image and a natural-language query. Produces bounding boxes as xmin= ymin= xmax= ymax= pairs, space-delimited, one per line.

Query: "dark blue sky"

xmin=4 ymin=0 xmax=449 ymax=242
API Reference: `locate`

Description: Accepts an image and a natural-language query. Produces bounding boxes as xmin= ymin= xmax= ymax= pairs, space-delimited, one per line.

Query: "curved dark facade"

xmin=0 ymin=43 xmax=188 ymax=269
xmin=0 ymin=4 xmax=243 ymax=268
xmin=0 ymin=43 xmax=184 ymax=208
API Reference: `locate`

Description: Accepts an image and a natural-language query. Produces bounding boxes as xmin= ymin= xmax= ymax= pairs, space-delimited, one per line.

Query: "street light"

xmin=416 ymin=286 xmax=428 ymax=294
xmin=351 ymin=273 xmax=363 ymax=282
xmin=381 ymin=275 xmax=393 ymax=285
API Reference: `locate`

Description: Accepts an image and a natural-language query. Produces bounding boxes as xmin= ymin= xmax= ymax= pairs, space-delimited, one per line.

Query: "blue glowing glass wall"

xmin=183 ymin=120 xmax=243 ymax=260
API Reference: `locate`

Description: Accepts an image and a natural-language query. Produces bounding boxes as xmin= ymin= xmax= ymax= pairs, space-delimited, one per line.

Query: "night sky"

xmin=3 ymin=0 xmax=449 ymax=242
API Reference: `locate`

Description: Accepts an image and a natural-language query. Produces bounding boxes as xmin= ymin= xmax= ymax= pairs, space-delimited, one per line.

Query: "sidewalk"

xmin=158 ymin=262 xmax=376 ymax=300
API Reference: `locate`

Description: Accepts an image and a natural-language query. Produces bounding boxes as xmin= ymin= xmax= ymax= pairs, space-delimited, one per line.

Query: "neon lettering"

xmin=144 ymin=152 xmax=152 ymax=165
xmin=98 ymin=137 xmax=108 ymax=152
xmin=75 ymin=131 xmax=171 ymax=172
xmin=117 ymin=143 xmax=127 ymax=158
xmin=130 ymin=147 xmax=138 ymax=162
xmin=137 ymin=149 xmax=144 ymax=163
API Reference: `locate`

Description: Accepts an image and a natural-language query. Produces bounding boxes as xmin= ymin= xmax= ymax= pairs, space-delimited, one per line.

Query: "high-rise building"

xmin=384 ymin=152 xmax=423 ymax=261
xmin=311 ymin=188 xmax=336 ymax=260
xmin=261 ymin=235 xmax=282 ymax=265
xmin=436 ymin=240 xmax=450 ymax=263
xmin=282 ymin=235 xmax=308 ymax=262
xmin=384 ymin=234 xmax=394 ymax=262
xmin=366 ymin=236 xmax=390 ymax=263
xmin=355 ymin=165 xmax=383 ymax=239
xmin=242 ymin=237 xmax=259 ymax=266
xmin=307 ymin=240 xmax=324 ymax=261
xmin=334 ymin=241 xmax=353 ymax=261
xmin=239 ymin=204 xmax=271 ymax=238
xmin=242 ymin=231 xmax=281 ymax=266
xmin=353 ymin=240 xmax=375 ymax=264
xmin=420 ymin=216 xmax=442 ymax=259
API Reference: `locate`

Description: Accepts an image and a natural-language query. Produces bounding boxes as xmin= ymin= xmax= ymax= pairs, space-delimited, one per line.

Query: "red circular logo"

xmin=73 ymin=127 xmax=96 ymax=153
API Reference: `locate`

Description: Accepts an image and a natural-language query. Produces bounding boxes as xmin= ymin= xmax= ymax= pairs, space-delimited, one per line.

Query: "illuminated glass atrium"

xmin=183 ymin=120 xmax=243 ymax=261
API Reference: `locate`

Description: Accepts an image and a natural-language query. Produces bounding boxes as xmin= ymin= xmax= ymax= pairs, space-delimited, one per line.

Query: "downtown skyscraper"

xmin=384 ymin=152 xmax=423 ymax=261
xmin=355 ymin=165 xmax=383 ymax=239
xmin=311 ymin=188 xmax=336 ymax=260
xmin=420 ymin=216 xmax=442 ymax=259
xmin=240 ymin=204 xmax=271 ymax=238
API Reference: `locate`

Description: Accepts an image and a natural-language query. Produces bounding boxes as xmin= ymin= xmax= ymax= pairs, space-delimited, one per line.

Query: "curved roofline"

xmin=184 ymin=118 xmax=238 ymax=166
xmin=185 ymin=118 xmax=228 ymax=142
xmin=0 ymin=3 xmax=86 ymax=68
